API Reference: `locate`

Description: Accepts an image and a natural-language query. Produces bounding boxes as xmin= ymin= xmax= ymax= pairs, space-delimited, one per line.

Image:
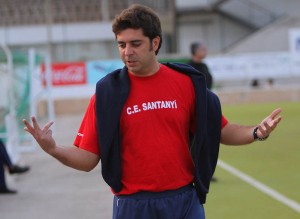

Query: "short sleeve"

xmin=221 ymin=115 xmax=229 ymax=129
xmin=73 ymin=95 xmax=100 ymax=156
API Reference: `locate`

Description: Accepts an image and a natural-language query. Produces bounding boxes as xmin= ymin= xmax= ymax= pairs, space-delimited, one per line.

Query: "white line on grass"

xmin=218 ymin=159 xmax=300 ymax=214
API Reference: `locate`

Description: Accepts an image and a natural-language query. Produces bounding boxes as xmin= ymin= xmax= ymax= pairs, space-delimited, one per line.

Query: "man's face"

xmin=117 ymin=28 xmax=160 ymax=76
xmin=195 ymin=46 xmax=207 ymax=60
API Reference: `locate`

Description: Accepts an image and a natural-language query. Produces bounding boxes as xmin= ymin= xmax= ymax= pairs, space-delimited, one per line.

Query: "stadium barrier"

xmin=34 ymin=51 xmax=300 ymax=100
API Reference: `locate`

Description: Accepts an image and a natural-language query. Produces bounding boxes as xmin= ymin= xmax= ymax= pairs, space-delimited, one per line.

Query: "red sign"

xmin=41 ymin=62 xmax=87 ymax=86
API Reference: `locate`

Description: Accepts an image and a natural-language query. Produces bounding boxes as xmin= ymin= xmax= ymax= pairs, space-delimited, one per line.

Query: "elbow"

xmin=81 ymin=164 xmax=97 ymax=172
xmin=82 ymin=168 xmax=92 ymax=172
xmin=220 ymin=139 xmax=231 ymax=146
xmin=220 ymin=135 xmax=232 ymax=145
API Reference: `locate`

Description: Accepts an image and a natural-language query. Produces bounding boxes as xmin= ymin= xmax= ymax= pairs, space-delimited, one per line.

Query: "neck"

xmin=192 ymin=56 xmax=203 ymax=63
xmin=130 ymin=60 xmax=160 ymax=77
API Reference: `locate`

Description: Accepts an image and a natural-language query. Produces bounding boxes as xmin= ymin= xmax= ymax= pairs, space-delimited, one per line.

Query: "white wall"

xmin=227 ymin=16 xmax=300 ymax=54
xmin=177 ymin=14 xmax=252 ymax=55
xmin=0 ymin=22 xmax=114 ymax=46
xmin=250 ymin=0 xmax=300 ymax=18
xmin=175 ymin=0 xmax=211 ymax=9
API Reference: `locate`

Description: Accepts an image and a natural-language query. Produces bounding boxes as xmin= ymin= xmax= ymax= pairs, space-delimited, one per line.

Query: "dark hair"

xmin=112 ymin=4 xmax=162 ymax=55
xmin=190 ymin=42 xmax=202 ymax=55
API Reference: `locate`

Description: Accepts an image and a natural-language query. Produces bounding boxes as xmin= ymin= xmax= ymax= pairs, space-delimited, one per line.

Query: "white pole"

xmin=25 ymin=48 xmax=55 ymax=151
xmin=45 ymin=0 xmax=55 ymax=133
xmin=29 ymin=49 xmax=37 ymax=119
xmin=26 ymin=48 xmax=38 ymax=151
xmin=45 ymin=52 xmax=55 ymax=134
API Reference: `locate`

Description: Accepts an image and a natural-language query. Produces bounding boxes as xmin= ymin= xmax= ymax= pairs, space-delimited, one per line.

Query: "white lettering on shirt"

xmin=126 ymin=104 xmax=142 ymax=115
xmin=127 ymin=100 xmax=177 ymax=115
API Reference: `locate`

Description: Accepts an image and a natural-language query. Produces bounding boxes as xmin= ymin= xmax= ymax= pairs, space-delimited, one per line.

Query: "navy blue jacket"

xmin=95 ymin=63 xmax=222 ymax=204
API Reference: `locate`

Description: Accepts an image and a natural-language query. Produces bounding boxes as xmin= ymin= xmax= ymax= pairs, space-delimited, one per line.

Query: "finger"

xmin=23 ymin=126 xmax=30 ymax=133
xmin=259 ymin=116 xmax=282 ymax=137
xmin=276 ymin=116 xmax=282 ymax=124
xmin=42 ymin=121 xmax=54 ymax=132
xmin=23 ymin=118 xmax=31 ymax=127
xmin=269 ymin=108 xmax=282 ymax=120
xmin=23 ymin=119 xmax=34 ymax=132
xmin=263 ymin=120 xmax=272 ymax=132
xmin=270 ymin=116 xmax=282 ymax=129
xmin=46 ymin=129 xmax=53 ymax=137
xmin=31 ymin=116 xmax=42 ymax=130
xmin=23 ymin=125 xmax=36 ymax=139
xmin=258 ymin=125 xmax=268 ymax=136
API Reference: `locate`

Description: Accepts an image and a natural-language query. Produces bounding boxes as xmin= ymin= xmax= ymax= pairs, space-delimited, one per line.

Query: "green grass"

xmin=205 ymin=101 xmax=300 ymax=219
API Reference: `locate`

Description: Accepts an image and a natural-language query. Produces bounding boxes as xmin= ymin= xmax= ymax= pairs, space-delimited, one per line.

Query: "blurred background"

xmin=0 ymin=0 xmax=299 ymax=219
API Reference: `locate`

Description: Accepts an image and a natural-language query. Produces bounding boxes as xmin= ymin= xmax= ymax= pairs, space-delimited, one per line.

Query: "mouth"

xmin=126 ymin=60 xmax=137 ymax=66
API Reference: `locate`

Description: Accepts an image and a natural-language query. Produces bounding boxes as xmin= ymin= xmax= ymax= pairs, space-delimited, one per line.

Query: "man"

xmin=23 ymin=4 xmax=282 ymax=219
xmin=188 ymin=42 xmax=213 ymax=89
xmin=0 ymin=139 xmax=30 ymax=194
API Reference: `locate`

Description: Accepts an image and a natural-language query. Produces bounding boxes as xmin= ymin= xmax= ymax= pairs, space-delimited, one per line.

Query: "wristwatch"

xmin=253 ymin=127 xmax=269 ymax=141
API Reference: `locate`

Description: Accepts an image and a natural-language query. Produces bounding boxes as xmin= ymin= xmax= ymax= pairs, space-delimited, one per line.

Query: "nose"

xmin=124 ymin=45 xmax=134 ymax=56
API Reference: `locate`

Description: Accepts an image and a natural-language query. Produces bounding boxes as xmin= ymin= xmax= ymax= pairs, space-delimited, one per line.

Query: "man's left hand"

xmin=256 ymin=108 xmax=282 ymax=139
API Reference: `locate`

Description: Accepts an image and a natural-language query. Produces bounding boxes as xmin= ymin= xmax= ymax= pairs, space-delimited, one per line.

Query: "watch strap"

xmin=253 ymin=127 xmax=269 ymax=141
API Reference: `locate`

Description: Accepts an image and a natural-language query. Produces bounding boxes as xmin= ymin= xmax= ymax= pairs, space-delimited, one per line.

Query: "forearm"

xmin=221 ymin=123 xmax=255 ymax=145
xmin=22 ymin=117 xmax=100 ymax=172
xmin=221 ymin=108 xmax=282 ymax=146
xmin=48 ymin=145 xmax=100 ymax=172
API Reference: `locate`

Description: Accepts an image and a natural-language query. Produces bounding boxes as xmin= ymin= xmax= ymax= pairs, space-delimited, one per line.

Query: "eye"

xmin=118 ymin=43 xmax=126 ymax=49
xmin=132 ymin=42 xmax=141 ymax=47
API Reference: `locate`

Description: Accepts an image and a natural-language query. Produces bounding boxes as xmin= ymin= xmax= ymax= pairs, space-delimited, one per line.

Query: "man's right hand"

xmin=23 ymin=116 xmax=56 ymax=155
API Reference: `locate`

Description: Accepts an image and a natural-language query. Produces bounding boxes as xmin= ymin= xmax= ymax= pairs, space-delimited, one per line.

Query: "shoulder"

xmin=95 ymin=66 xmax=130 ymax=92
xmin=96 ymin=68 xmax=122 ymax=87
xmin=160 ymin=64 xmax=194 ymax=84
xmin=90 ymin=94 xmax=96 ymax=104
xmin=84 ymin=94 xmax=96 ymax=113
xmin=187 ymin=60 xmax=196 ymax=67
xmin=206 ymin=89 xmax=221 ymax=113
xmin=163 ymin=62 xmax=202 ymax=76
xmin=163 ymin=62 xmax=193 ymax=70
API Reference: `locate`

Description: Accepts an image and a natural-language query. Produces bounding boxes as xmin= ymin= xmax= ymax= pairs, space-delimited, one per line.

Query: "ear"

xmin=152 ymin=36 xmax=160 ymax=52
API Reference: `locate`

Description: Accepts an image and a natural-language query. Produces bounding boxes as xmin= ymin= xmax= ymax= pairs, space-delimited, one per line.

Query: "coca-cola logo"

xmin=52 ymin=65 xmax=85 ymax=85
xmin=41 ymin=62 xmax=87 ymax=86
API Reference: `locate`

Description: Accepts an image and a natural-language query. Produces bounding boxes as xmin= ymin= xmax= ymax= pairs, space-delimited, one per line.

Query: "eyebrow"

xmin=117 ymin=40 xmax=142 ymax=44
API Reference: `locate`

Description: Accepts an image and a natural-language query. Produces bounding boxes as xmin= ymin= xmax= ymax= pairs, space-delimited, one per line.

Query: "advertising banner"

xmin=86 ymin=60 xmax=124 ymax=84
xmin=41 ymin=62 xmax=87 ymax=86
xmin=206 ymin=52 xmax=295 ymax=80
xmin=289 ymin=29 xmax=300 ymax=54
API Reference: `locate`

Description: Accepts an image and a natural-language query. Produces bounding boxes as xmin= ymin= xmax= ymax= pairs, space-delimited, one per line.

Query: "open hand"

xmin=257 ymin=108 xmax=282 ymax=139
xmin=23 ymin=116 xmax=56 ymax=154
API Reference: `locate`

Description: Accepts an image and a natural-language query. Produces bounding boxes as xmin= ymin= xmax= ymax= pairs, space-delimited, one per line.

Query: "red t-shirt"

xmin=74 ymin=64 xmax=228 ymax=195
